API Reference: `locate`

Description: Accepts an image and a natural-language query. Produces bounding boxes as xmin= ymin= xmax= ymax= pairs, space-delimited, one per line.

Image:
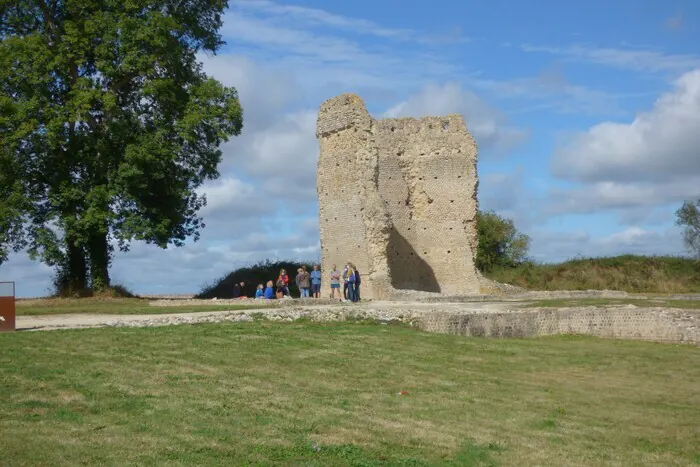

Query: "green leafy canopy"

xmin=476 ymin=210 xmax=531 ymax=272
xmin=0 ymin=1 xmax=243 ymax=290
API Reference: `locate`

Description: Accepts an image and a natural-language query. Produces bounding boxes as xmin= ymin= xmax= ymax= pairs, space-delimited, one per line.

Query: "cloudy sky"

xmin=3 ymin=0 xmax=700 ymax=297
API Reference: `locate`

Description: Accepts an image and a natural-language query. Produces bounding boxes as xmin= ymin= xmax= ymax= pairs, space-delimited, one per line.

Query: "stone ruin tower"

xmin=316 ymin=93 xmax=482 ymax=299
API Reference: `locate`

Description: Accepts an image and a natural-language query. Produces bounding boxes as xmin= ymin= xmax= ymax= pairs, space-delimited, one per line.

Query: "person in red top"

xmin=277 ymin=269 xmax=290 ymax=296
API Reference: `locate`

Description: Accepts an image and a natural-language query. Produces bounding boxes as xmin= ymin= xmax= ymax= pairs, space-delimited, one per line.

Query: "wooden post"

xmin=0 ymin=282 xmax=16 ymax=332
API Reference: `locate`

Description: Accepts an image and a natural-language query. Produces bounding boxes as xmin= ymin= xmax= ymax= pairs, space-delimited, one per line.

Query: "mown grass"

xmin=1 ymin=322 xmax=698 ymax=465
xmin=526 ymin=298 xmax=700 ymax=309
xmin=15 ymin=297 xmax=275 ymax=316
xmin=485 ymin=255 xmax=700 ymax=293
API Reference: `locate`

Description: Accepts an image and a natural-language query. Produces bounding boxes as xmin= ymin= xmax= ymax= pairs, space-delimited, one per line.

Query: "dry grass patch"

xmin=486 ymin=255 xmax=700 ymax=293
xmin=1 ymin=322 xmax=698 ymax=465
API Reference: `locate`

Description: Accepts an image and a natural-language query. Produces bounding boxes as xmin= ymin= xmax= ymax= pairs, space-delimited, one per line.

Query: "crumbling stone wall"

xmin=316 ymin=94 xmax=481 ymax=299
xmin=420 ymin=307 xmax=700 ymax=345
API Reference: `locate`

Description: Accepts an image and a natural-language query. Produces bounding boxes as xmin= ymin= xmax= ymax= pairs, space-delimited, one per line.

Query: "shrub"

xmin=196 ymin=260 xmax=315 ymax=299
xmin=476 ymin=210 xmax=530 ymax=272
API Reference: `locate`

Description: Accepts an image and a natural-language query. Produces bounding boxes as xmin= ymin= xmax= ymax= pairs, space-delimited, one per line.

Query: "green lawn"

xmin=1 ymin=322 xmax=698 ymax=465
xmin=525 ymin=298 xmax=700 ymax=309
xmin=15 ymin=298 xmax=275 ymax=316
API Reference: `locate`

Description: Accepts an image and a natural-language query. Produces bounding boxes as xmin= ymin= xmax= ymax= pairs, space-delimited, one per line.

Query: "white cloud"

xmin=384 ymin=83 xmax=528 ymax=151
xmin=520 ymin=44 xmax=700 ymax=74
xmin=229 ymin=0 xmax=415 ymax=41
xmin=547 ymin=178 xmax=700 ymax=216
xmin=467 ymin=68 xmax=646 ymax=117
xmin=546 ymin=69 xmax=700 ymax=221
xmin=198 ymin=53 xmax=319 ymax=203
xmin=218 ymin=3 xmax=464 ymax=95
xmin=228 ymin=0 xmax=467 ymax=45
xmin=198 ymin=176 xmax=260 ymax=216
xmin=529 ymin=226 xmax=686 ymax=263
xmin=222 ymin=12 xmax=382 ymax=65
xmin=246 ymin=110 xmax=318 ymax=198
xmin=476 ymin=169 xmax=543 ymax=230
xmin=198 ymin=54 xmax=298 ymax=132
xmin=553 ymin=69 xmax=700 ymax=183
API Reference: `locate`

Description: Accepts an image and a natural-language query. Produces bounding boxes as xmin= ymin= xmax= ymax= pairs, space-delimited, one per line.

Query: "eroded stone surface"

xmin=316 ymin=94 xmax=481 ymax=299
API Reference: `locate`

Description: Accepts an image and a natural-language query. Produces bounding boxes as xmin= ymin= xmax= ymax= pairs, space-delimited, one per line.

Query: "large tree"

xmin=676 ymin=199 xmax=700 ymax=258
xmin=0 ymin=0 xmax=243 ymax=294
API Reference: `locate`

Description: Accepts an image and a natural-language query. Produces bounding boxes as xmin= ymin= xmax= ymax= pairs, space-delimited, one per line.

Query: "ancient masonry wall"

xmin=316 ymin=94 xmax=481 ymax=299
xmin=420 ymin=308 xmax=700 ymax=345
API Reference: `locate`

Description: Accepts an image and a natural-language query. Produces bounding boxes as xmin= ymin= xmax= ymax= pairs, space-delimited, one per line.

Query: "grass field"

xmin=1 ymin=322 xmax=698 ymax=465
xmin=15 ymin=298 xmax=275 ymax=316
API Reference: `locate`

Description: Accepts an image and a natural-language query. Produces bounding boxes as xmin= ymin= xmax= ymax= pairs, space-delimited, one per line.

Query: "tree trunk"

xmin=55 ymin=234 xmax=87 ymax=296
xmin=88 ymin=229 xmax=111 ymax=292
xmin=67 ymin=241 xmax=87 ymax=292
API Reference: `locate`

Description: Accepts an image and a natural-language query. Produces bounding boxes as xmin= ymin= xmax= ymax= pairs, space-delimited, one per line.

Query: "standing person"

xmin=329 ymin=264 xmax=341 ymax=300
xmin=347 ymin=263 xmax=356 ymax=303
xmin=299 ymin=266 xmax=311 ymax=298
xmin=277 ymin=269 xmax=290 ymax=296
xmin=353 ymin=268 xmax=361 ymax=302
xmin=310 ymin=264 xmax=322 ymax=298
xmin=232 ymin=281 xmax=244 ymax=298
xmin=295 ymin=268 xmax=303 ymax=298
xmin=342 ymin=264 xmax=349 ymax=302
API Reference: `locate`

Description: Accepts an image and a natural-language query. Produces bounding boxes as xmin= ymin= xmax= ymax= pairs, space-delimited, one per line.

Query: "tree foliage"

xmin=0 ymin=0 xmax=243 ymax=294
xmin=676 ymin=199 xmax=700 ymax=258
xmin=476 ymin=210 xmax=530 ymax=272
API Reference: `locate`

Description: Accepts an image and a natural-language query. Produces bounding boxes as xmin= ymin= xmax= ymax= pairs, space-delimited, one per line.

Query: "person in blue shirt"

xmin=264 ymin=280 xmax=275 ymax=299
xmin=255 ymin=284 xmax=264 ymax=299
xmin=310 ymin=264 xmax=322 ymax=298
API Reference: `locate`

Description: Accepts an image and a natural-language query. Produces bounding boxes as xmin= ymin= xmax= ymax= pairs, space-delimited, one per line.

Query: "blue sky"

xmin=2 ymin=0 xmax=699 ymax=297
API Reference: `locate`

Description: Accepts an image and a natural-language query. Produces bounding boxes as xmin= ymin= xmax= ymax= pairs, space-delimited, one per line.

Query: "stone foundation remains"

xmin=316 ymin=94 xmax=481 ymax=299
xmin=21 ymin=301 xmax=698 ymax=345
xmin=421 ymin=307 xmax=699 ymax=345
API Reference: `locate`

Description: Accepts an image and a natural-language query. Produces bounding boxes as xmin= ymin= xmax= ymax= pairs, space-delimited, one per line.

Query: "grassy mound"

xmin=485 ymin=255 xmax=700 ymax=293
xmin=51 ymin=283 xmax=138 ymax=299
xmin=197 ymin=260 xmax=313 ymax=299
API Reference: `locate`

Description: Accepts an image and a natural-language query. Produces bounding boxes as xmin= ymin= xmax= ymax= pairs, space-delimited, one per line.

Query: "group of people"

xmin=232 ymin=262 xmax=362 ymax=302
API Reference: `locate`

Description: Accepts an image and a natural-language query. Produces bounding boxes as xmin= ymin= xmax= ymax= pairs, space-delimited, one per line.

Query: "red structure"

xmin=0 ymin=282 xmax=15 ymax=332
